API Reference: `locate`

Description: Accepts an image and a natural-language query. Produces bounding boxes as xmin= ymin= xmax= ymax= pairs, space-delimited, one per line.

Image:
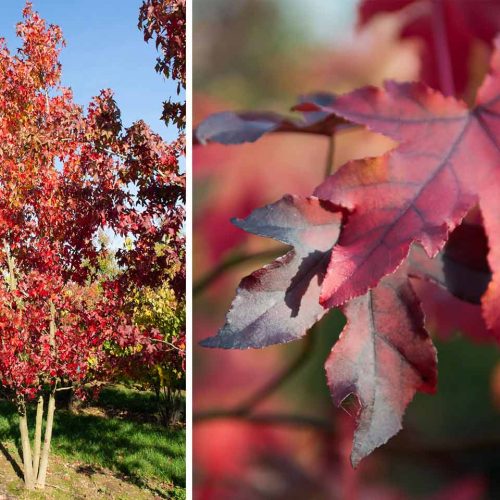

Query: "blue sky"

xmin=0 ymin=0 xmax=179 ymax=142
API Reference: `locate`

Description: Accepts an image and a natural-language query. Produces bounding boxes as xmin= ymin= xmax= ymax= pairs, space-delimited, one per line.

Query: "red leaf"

xmin=359 ymin=0 xmax=500 ymax=96
xmin=407 ymin=223 xmax=490 ymax=306
xmin=411 ymin=278 xmax=491 ymax=344
xmin=325 ymin=267 xmax=437 ymax=467
xmin=296 ymin=39 xmax=500 ymax=318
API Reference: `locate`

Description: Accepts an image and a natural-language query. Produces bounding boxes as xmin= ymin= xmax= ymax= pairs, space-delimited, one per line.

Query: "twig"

xmin=99 ymin=147 xmax=128 ymax=161
xmin=193 ymin=248 xmax=283 ymax=296
xmin=55 ymin=386 xmax=72 ymax=392
xmin=236 ymin=333 xmax=315 ymax=413
xmin=59 ymin=138 xmax=129 ymax=161
xmin=149 ymin=338 xmax=185 ymax=352
xmin=194 ymin=409 xmax=332 ymax=431
xmin=195 ymin=330 xmax=316 ymax=425
xmin=194 ymin=407 xmax=500 ymax=459
xmin=46 ymin=483 xmax=71 ymax=493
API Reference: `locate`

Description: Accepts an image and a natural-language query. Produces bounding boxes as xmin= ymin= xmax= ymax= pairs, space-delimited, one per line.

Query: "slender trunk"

xmin=32 ymin=395 xmax=44 ymax=481
xmin=36 ymin=301 xmax=57 ymax=489
xmin=49 ymin=301 xmax=56 ymax=347
xmin=18 ymin=398 xmax=35 ymax=490
xmin=35 ymin=389 xmax=55 ymax=489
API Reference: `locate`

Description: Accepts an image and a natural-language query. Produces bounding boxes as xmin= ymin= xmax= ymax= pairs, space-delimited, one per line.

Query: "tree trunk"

xmin=32 ymin=395 xmax=44 ymax=481
xmin=36 ymin=301 xmax=57 ymax=489
xmin=18 ymin=398 xmax=35 ymax=490
xmin=56 ymin=385 xmax=74 ymax=410
xmin=158 ymin=385 xmax=182 ymax=427
xmin=35 ymin=389 xmax=55 ymax=489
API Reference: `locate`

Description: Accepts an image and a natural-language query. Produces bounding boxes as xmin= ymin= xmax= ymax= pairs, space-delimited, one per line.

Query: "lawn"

xmin=0 ymin=386 xmax=185 ymax=499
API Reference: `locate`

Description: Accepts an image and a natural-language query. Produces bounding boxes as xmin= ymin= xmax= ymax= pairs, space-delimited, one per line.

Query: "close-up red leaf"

xmin=298 ymin=39 xmax=500 ymax=332
xmin=193 ymin=1 xmax=500 ymax=496
xmin=327 ymin=267 xmax=437 ymax=467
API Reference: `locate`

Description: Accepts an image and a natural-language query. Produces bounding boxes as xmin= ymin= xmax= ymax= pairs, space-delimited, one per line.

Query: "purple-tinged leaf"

xmin=194 ymin=93 xmax=351 ymax=146
xmin=407 ymin=221 xmax=491 ymax=304
xmin=326 ymin=267 xmax=437 ymax=467
xmin=200 ymin=195 xmax=343 ymax=349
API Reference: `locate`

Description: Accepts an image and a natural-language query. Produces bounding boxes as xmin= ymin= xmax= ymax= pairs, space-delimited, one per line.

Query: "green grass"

xmin=97 ymin=385 xmax=160 ymax=415
xmin=0 ymin=387 xmax=185 ymax=498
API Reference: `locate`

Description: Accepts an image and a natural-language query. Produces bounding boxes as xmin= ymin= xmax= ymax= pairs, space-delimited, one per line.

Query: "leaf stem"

xmin=431 ymin=0 xmax=455 ymax=96
xmin=324 ymin=133 xmax=336 ymax=179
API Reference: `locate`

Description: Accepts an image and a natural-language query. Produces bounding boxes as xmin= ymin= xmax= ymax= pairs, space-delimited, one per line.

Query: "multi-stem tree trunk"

xmin=18 ymin=397 xmax=35 ymax=490
xmin=32 ymin=395 xmax=44 ymax=478
xmin=16 ymin=390 xmax=57 ymax=490
xmin=36 ymin=388 xmax=56 ymax=488
xmin=10 ymin=272 xmax=59 ymax=490
xmin=157 ymin=383 xmax=183 ymax=427
xmin=6 ymin=245 xmax=37 ymax=489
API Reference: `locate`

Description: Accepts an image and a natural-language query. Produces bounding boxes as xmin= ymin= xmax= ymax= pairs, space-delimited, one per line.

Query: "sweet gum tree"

xmin=0 ymin=3 xmax=184 ymax=489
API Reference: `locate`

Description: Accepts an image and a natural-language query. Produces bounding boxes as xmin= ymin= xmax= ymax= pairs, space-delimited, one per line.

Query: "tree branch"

xmin=195 ymin=330 xmax=317 ymax=427
xmin=149 ymin=337 xmax=185 ymax=352
xmin=194 ymin=409 xmax=332 ymax=431
xmin=236 ymin=333 xmax=315 ymax=413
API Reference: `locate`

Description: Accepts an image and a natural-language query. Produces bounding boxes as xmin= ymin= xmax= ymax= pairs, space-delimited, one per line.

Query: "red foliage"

xmin=326 ymin=266 xmax=437 ymax=466
xmin=300 ymin=41 xmax=500 ymax=334
xmin=200 ymin=195 xmax=343 ymax=349
xmin=359 ymin=0 xmax=500 ymax=96
xmin=139 ymin=0 xmax=186 ymax=129
xmin=0 ymin=4 xmax=184 ymax=399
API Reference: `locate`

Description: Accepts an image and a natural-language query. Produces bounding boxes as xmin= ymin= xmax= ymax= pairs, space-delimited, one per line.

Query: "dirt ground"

xmin=0 ymin=443 xmax=159 ymax=500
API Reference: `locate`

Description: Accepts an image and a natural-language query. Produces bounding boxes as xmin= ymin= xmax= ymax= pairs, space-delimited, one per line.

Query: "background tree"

xmin=139 ymin=0 xmax=186 ymax=130
xmin=127 ymin=0 xmax=187 ymax=426
xmin=126 ymin=282 xmax=186 ymax=426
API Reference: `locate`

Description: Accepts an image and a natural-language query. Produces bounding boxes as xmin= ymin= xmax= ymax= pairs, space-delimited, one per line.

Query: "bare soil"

xmin=0 ymin=443 xmax=159 ymax=499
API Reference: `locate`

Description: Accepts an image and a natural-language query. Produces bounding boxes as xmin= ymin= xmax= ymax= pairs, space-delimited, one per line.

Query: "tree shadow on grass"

xmin=54 ymin=410 xmax=185 ymax=495
xmin=95 ymin=386 xmax=186 ymax=427
xmin=0 ymin=442 xmax=23 ymax=480
xmin=97 ymin=386 xmax=159 ymax=415
xmin=0 ymin=399 xmax=185 ymax=498
xmin=0 ymin=400 xmax=25 ymax=479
